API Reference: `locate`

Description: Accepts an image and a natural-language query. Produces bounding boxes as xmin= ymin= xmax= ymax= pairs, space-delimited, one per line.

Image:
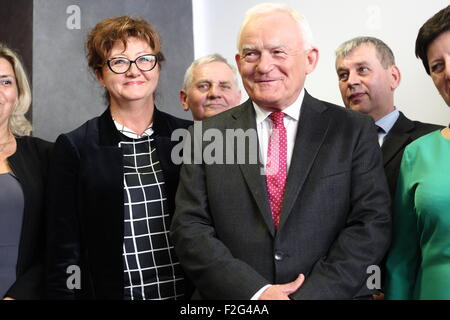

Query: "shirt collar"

xmin=113 ymin=119 xmax=154 ymax=139
xmin=253 ymin=88 xmax=305 ymax=125
xmin=375 ymin=108 xmax=399 ymax=134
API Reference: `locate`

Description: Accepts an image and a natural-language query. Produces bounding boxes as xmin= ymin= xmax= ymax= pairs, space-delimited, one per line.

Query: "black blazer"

xmin=6 ymin=136 xmax=53 ymax=299
xmin=382 ymin=111 xmax=442 ymax=199
xmin=172 ymin=92 xmax=392 ymax=299
xmin=45 ymin=108 xmax=191 ymax=299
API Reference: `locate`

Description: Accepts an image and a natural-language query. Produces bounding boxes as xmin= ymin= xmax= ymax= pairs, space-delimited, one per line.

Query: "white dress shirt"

xmin=375 ymin=108 xmax=399 ymax=146
xmin=250 ymin=89 xmax=305 ymax=300
xmin=253 ymin=89 xmax=305 ymax=173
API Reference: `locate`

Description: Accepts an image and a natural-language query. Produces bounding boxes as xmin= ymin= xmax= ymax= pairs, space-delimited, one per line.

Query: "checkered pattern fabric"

xmin=115 ymin=120 xmax=184 ymax=300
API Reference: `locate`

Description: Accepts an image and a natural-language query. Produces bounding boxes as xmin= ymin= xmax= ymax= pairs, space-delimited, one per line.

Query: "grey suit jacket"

xmin=171 ymin=92 xmax=391 ymax=300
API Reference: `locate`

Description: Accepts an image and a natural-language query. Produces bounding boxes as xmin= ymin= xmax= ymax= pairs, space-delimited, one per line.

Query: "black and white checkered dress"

xmin=115 ymin=120 xmax=185 ymax=300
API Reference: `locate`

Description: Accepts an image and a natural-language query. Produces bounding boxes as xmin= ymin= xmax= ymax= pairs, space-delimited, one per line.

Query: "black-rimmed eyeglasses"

xmin=106 ymin=54 xmax=158 ymax=74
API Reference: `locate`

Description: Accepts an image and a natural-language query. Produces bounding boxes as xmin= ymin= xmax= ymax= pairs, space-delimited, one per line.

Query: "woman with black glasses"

xmin=45 ymin=16 xmax=192 ymax=300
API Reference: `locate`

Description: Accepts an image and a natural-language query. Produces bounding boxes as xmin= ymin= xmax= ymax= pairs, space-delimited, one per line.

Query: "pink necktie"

xmin=266 ymin=112 xmax=287 ymax=229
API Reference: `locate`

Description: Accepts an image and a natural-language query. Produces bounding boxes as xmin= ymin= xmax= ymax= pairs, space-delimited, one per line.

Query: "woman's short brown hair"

xmin=86 ymin=16 xmax=165 ymax=75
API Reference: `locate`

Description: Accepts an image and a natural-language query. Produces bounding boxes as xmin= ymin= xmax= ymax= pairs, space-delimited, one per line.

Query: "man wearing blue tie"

xmin=335 ymin=36 xmax=442 ymax=199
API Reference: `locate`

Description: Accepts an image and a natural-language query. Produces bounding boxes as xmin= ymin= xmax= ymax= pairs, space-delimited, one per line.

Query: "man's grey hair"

xmin=182 ymin=53 xmax=239 ymax=90
xmin=236 ymin=2 xmax=315 ymax=52
xmin=335 ymin=36 xmax=396 ymax=68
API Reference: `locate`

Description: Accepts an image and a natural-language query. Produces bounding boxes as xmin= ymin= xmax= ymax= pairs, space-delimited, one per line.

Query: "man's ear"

xmin=180 ymin=89 xmax=190 ymax=111
xmin=390 ymin=65 xmax=401 ymax=90
xmin=305 ymin=47 xmax=319 ymax=75
xmin=235 ymin=53 xmax=242 ymax=74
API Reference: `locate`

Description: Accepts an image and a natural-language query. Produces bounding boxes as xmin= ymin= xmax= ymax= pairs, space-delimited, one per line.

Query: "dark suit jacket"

xmin=6 ymin=136 xmax=53 ymax=299
xmin=171 ymin=92 xmax=392 ymax=300
xmin=45 ymin=108 xmax=191 ymax=299
xmin=382 ymin=111 xmax=442 ymax=199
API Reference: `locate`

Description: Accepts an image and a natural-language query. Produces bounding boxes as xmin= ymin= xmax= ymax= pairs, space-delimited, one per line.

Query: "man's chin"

xmin=205 ymin=105 xmax=229 ymax=115
xmin=349 ymin=104 xmax=365 ymax=112
xmin=252 ymin=96 xmax=285 ymax=111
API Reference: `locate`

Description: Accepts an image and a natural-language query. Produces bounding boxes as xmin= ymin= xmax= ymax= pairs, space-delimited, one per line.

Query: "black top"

xmin=45 ymin=107 xmax=192 ymax=299
xmin=6 ymin=136 xmax=53 ymax=299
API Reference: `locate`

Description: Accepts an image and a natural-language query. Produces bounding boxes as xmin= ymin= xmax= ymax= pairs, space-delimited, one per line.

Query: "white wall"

xmin=193 ymin=0 xmax=450 ymax=126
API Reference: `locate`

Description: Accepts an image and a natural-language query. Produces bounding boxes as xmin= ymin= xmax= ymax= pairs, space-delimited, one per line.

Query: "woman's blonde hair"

xmin=0 ymin=43 xmax=32 ymax=136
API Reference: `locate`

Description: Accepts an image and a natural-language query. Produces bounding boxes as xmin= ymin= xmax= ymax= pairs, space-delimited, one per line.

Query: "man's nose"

xmin=347 ymin=71 xmax=361 ymax=87
xmin=208 ymin=84 xmax=222 ymax=98
xmin=256 ymin=52 xmax=274 ymax=74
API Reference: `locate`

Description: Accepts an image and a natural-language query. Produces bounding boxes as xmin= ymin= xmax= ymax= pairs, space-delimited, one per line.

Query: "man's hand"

xmin=259 ymin=274 xmax=305 ymax=300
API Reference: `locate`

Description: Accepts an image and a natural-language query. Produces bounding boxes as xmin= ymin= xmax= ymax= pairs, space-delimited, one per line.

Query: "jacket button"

xmin=274 ymin=252 xmax=284 ymax=261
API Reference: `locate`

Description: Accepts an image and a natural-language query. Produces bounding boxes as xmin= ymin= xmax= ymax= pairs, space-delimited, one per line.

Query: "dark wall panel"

xmin=0 ymin=0 xmax=34 ymax=121
xmin=32 ymin=0 xmax=193 ymax=141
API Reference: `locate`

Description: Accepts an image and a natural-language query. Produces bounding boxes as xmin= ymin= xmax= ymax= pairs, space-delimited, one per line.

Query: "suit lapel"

xmin=234 ymin=101 xmax=275 ymax=236
xmin=278 ymin=93 xmax=330 ymax=230
xmin=381 ymin=112 xmax=413 ymax=166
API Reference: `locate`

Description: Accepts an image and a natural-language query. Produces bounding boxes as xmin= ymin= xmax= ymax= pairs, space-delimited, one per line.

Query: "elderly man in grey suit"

xmin=171 ymin=3 xmax=391 ymax=300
